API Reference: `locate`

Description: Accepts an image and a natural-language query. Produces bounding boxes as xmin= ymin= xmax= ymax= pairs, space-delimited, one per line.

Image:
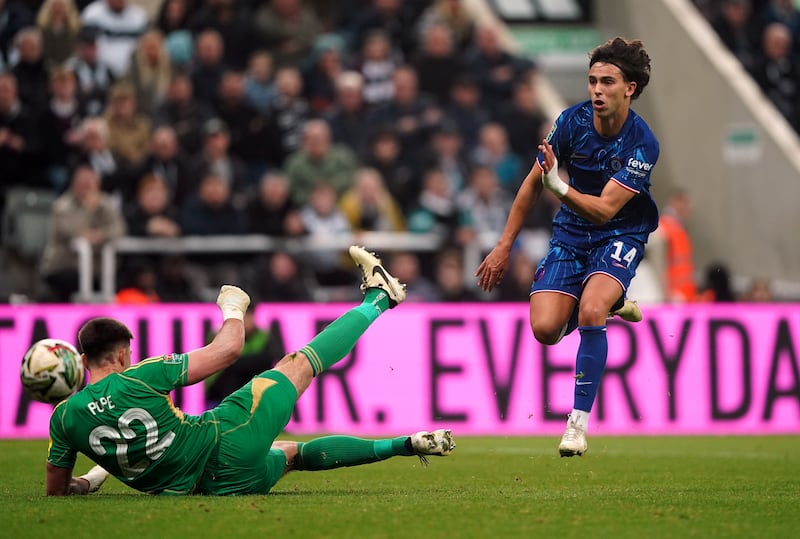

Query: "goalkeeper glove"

xmin=216 ymin=285 xmax=251 ymax=321
xmin=79 ymin=465 xmax=109 ymax=493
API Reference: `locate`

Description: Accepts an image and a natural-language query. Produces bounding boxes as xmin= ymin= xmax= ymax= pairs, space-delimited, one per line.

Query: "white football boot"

xmin=410 ymin=429 xmax=455 ymax=465
xmin=611 ymin=299 xmax=642 ymax=323
xmin=349 ymin=245 xmax=407 ymax=308
xmin=558 ymin=416 xmax=588 ymax=457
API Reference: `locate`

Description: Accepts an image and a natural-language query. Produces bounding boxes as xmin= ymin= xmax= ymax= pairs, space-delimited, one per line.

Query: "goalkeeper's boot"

xmin=610 ymin=298 xmax=642 ymax=323
xmin=558 ymin=416 xmax=588 ymax=457
xmin=349 ymin=245 xmax=407 ymax=308
xmin=411 ymin=429 xmax=456 ymax=459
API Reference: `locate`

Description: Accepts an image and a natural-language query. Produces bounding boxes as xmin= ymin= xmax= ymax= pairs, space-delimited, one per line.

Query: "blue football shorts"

xmin=531 ymin=236 xmax=645 ymax=299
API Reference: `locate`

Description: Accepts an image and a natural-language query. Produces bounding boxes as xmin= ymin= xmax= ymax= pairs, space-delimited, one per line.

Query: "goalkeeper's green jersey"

xmin=48 ymin=353 xmax=219 ymax=495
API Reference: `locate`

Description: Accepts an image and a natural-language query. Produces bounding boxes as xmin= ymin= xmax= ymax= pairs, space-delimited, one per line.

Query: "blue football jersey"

xmin=538 ymin=100 xmax=660 ymax=246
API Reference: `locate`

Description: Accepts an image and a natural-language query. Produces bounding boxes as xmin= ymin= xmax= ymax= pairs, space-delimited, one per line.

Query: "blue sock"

xmin=573 ymin=326 xmax=608 ymax=412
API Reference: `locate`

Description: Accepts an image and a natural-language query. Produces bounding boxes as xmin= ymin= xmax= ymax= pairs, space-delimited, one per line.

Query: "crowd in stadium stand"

xmin=1 ymin=0 xmax=786 ymax=305
xmin=696 ymin=0 xmax=800 ymax=131
xmin=0 ymin=0 xmax=557 ymax=304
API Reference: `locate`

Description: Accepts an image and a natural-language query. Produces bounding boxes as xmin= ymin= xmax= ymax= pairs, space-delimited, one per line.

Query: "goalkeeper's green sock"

xmin=294 ymin=435 xmax=413 ymax=471
xmin=300 ymin=289 xmax=390 ymax=376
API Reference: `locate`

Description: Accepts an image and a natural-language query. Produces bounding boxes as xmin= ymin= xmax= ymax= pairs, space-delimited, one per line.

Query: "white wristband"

xmin=79 ymin=465 xmax=109 ymax=493
xmin=221 ymin=304 xmax=245 ymax=321
xmin=542 ymin=157 xmax=569 ymax=199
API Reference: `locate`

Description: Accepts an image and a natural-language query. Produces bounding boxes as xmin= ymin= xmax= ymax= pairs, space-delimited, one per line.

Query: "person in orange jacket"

xmin=658 ymin=189 xmax=701 ymax=302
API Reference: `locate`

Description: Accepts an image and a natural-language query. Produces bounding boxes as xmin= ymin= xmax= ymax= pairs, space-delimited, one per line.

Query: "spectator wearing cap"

xmin=80 ymin=0 xmax=148 ymax=77
xmin=36 ymin=0 xmax=81 ymax=68
xmin=302 ymin=33 xmax=345 ymax=115
xmin=186 ymin=117 xmax=249 ymax=204
xmin=64 ymin=25 xmax=116 ymax=117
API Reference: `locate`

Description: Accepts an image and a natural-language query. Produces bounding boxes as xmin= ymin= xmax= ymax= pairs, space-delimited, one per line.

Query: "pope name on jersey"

xmin=48 ymin=353 xmax=217 ymax=495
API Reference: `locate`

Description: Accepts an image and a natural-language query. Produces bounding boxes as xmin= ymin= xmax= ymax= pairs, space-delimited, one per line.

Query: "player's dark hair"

xmin=78 ymin=318 xmax=133 ymax=366
xmin=589 ymin=37 xmax=651 ymax=99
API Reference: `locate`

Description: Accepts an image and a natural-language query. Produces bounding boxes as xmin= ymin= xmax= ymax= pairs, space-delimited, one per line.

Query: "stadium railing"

xmin=73 ymin=232 xmax=458 ymax=303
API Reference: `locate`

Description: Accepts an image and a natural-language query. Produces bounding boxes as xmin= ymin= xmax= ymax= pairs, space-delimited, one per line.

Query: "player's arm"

xmin=185 ymin=285 xmax=250 ymax=385
xmin=539 ymin=140 xmax=635 ymax=224
xmin=46 ymin=463 xmax=108 ymax=496
xmin=475 ymin=163 xmax=545 ymax=291
xmin=560 ymin=176 xmax=635 ymax=224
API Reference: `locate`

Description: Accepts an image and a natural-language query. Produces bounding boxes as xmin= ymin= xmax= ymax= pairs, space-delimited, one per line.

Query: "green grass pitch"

xmin=2 ymin=436 xmax=798 ymax=538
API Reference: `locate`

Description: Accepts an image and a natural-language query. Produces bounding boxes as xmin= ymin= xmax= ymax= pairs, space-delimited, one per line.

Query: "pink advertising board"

xmin=1 ymin=303 xmax=799 ymax=438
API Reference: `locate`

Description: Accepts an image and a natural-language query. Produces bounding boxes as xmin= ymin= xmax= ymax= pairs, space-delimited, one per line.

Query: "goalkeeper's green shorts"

xmin=196 ymin=370 xmax=298 ymax=495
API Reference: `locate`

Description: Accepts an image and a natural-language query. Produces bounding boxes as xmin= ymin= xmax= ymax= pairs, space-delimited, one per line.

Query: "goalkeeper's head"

xmin=78 ymin=317 xmax=134 ymax=368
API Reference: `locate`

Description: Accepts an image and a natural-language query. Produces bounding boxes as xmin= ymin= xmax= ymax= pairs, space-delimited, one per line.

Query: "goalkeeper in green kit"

xmin=46 ymin=246 xmax=455 ymax=496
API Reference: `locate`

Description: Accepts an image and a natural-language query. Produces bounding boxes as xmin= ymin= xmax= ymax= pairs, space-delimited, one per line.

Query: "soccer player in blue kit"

xmin=476 ymin=37 xmax=659 ymax=456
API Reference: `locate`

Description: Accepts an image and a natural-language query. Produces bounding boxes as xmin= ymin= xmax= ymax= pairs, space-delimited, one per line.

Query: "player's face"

xmin=587 ymin=62 xmax=636 ymax=119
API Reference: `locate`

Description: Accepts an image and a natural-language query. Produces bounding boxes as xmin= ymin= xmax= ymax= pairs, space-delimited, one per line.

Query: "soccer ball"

xmin=20 ymin=338 xmax=85 ymax=404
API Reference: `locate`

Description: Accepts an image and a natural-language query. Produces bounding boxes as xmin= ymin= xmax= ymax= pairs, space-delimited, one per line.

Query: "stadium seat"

xmin=1 ymin=187 xmax=57 ymax=261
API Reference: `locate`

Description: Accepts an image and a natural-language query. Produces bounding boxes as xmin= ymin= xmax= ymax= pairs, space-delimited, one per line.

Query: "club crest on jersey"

xmin=609 ymin=157 xmax=623 ymax=172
